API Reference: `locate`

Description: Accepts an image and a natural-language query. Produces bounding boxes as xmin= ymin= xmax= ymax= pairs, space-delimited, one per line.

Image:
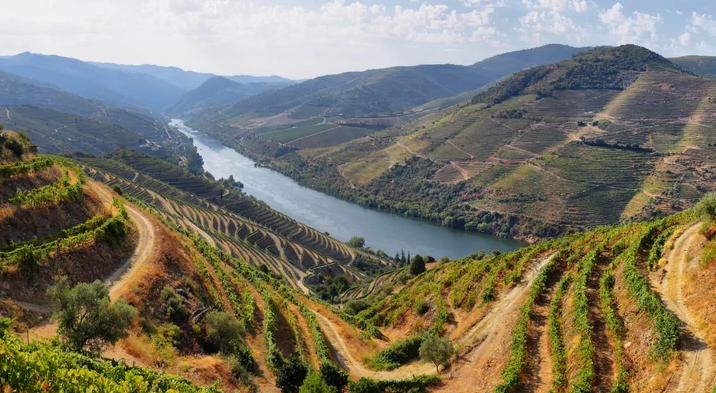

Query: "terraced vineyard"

xmin=191 ymin=45 xmax=716 ymax=243
xmin=79 ymin=157 xmax=369 ymax=290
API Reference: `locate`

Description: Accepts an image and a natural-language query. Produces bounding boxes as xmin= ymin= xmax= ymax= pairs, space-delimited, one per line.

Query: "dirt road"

xmin=655 ymin=223 xmax=716 ymax=392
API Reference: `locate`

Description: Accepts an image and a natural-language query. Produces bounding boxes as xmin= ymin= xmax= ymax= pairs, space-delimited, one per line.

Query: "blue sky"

xmin=2 ymin=0 xmax=716 ymax=79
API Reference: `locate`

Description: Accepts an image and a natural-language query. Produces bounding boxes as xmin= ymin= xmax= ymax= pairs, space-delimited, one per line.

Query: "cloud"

xmin=517 ymin=10 xmax=585 ymax=45
xmin=599 ymin=3 xmax=662 ymax=46
xmin=692 ymin=12 xmax=716 ymax=36
xmin=522 ymin=0 xmax=590 ymax=13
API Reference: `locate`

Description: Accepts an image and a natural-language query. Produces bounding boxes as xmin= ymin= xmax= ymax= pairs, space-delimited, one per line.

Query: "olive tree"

xmin=47 ymin=277 xmax=136 ymax=354
xmin=419 ymin=332 xmax=454 ymax=374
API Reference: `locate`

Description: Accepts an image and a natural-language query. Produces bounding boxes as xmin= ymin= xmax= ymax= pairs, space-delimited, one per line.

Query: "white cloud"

xmin=675 ymin=10 xmax=683 ymax=16
xmin=517 ymin=10 xmax=585 ymax=45
xmin=522 ymin=0 xmax=590 ymax=13
xmin=692 ymin=12 xmax=716 ymax=36
xmin=599 ymin=3 xmax=662 ymax=46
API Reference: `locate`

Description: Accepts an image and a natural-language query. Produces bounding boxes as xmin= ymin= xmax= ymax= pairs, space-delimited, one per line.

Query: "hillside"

xmin=671 ymin=55 xmax=716 ymax=79
xmin=166 ymin=76 xmax=283 ymax=117
xmin=90 ymin=61 xmax=294 ymax=90
xmin=188 ymin=45 xmax=716 ymax=242
xmin=0 ymin=52 xmax=184 ymax=112
xmin=472 ymin=43 xmax=590 ymax=74
xmin=6 ymin=129 xmax=716 ymax=391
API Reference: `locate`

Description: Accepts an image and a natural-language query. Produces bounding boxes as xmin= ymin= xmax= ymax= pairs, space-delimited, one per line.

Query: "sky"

xmin=1 ymin=0 xmax=715 ymax=79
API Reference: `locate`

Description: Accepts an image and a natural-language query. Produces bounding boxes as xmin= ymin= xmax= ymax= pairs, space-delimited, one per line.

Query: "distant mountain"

xmin=0 ymin=52 xmax=184 ymax=112
xmin=472 ymin=44 xmax=591 ymax=75
xmin=670 ymin=56 xmax=716 ymax=79
xmin=0 ymin=70 xmax=169 ymax=141
xmin=165 ymin=76 xmax=286 ymax=117
xmin=90 ymin=61 xmax=295 ymax=90
xmin=196 ymin=44 xmax=590 ymax=125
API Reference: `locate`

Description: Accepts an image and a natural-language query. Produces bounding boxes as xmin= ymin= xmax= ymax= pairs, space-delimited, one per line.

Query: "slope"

xmin=0 ymin=52 xmax=184 ymax=112
xmin=671 ymin=55 xmax=716 ymax=79
xmin=202 ymin=44 xmax=716 ymax=242
xmin=166 ymin=76 xmax=282 ymax=117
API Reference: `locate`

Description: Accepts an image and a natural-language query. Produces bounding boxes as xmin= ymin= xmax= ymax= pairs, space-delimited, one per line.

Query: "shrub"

xmin=205 ymin=311 xmax=246 ymax=354
xmin=410 ymin=254 xmax=426 ymax=276
xmin=299 ymin=372 xmax=336 ymax=393
xmin=47 ymin=277 xmax=136 ymax=354
xmin=419 ymin=333 xmax=454 ymax=373
xmin=347 ymin=236 xmax=366 ymax=248
xmin=369 ymin=336 xmax=424 ymax=370
xmin=5 ymin=138 xmax=25 ymax=156
xmin=112 ymin=184 xmax=123 ymax=196
xmin=320 ymin=362 xmax=348 ymax=392
xmin=695 ymin=193 xmax=716 ymax=230
xmin=344 ymin=299 xmax=368 ymax=315
xmin=414 ymin=300 xmax=429 ymax=315
xmin=276 ymin=357 xmax=309 ymax=393
xmin=161 ymin=285 xmax=188 ymax=322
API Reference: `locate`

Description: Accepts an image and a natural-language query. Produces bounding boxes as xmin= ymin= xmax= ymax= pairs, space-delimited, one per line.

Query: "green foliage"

xmin=319 ymin=362 xmax=349 ymax=392
xmin=369 ymin=335 xmax=424 ymax=371
xmin=695 ymin=193 xmax=716 ymax=224
xmin=47 ymin=277 xmax=136 ymax=354
xmin=112 ymin=184 xmax=124 ymax=195
xmin=419 ymin=332 xmax=454 ymax=374
xmin=9 ymin=166 xmax=86 ymax=208
xmin=299 ymin=372 xmax=337 ymax=393
xmin=344 ymin=299 xmax=369 ymax=315
xmin=347 ymin=236 xmax=366 ymax=248
xmin=410 ymin=254 xmax=426 ymax=276
xmin=548 ymin=273 xmax=572 ymax=391
xmin=0 ymin=157 xmax=54 ymax=179
xmin=161 ymin=285 xmax=188 ymax=322
xmin=348 ymin=375 xmax=440 ymax=393
xmin=0 ymin=331 xmax=220 ymax=392
xmin=276 ymin=357 xmax=309 ymax=393
xmin=205 ymin=311 xmax=246 ymax=354
xmin=414 ymin=299 xmax=430 ymax=315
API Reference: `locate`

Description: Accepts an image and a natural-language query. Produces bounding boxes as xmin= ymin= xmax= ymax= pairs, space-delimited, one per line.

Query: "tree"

xmin=419 ymin=332 xmax=454 ymax=374
xmin=47 ymin=277 xmax=136 ymax=354
xmin=695 ymin=193 xmax=716 ymax=224
xmin=319 ymin=362 xmax=348 ymax=392
xmin=347 ymin=236 xmax=365 ymax=248
xmin=299 ymin=372 xmax=336 ymax=393
xmin=277 ymin=357 xmax=309 ymax=393
xmin=205 ymin=311 xmax=245 ymax=354
xmin=410 ymin=254 xmax=426 ymax=276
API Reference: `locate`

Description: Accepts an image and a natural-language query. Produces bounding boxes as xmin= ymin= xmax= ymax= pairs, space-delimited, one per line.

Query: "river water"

xmin=171 ymin=119 xmax=524 ymax=259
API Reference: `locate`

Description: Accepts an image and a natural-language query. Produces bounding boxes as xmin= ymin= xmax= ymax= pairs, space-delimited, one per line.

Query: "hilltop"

xmin=165 ymin=76 xmax=284 ymax=118
xmin=671 ymin=55 xmax=716 ymax=79
xmin=188 ymin=44 xmax=716 ymax=242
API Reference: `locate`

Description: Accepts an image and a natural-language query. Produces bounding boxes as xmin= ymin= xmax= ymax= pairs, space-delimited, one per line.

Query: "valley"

xmin=4 ymin=39 xmax=716 ymax=393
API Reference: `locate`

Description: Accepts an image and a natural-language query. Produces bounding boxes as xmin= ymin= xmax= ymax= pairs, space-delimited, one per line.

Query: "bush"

xmin=276 ymin=357 xmax=309 ymax=393
xmin=320 ymin=362 xmax=348 ymax=392
xmin=419 ymin=333 xmax=454 ymax=373
xmin=369 ymin=336 xmax=424 ymax=370
xmin=344 ymin=299 xmax=369 ymax=315
xmin=414 ymin=300 xmax=430 ymax=315
xmin=205 ymin=311 xmax=246 ymax=354
xmin=347 ymin=236 xmax=366 ymax=248
xmin=112 ymin=184 xmax=123 ymax=196
xmin=161 ymin=285 xmax=188 ymax=322
xmin=47 ymin=277 xmax=136 ymax=354
xmin=299 ymin=372 xmax=336 ymax=393
xmin=5 ymin=138 xmax=25 ymax=157
xmin=695 ymin=193 xmax=716 ymax=228
xmin=410 ymin=255 xmax=426 ymax=276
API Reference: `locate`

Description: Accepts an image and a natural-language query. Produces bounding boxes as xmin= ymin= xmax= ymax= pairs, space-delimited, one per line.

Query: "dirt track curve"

xmin=313 ymin=253 xmax=554 ymax=384
xmin=655 ymin=223 xmax=716 ymax=392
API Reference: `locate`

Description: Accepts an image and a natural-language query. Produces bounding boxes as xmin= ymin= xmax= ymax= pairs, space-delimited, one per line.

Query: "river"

xmin=171 ymin=119 xmax=524 ymax=259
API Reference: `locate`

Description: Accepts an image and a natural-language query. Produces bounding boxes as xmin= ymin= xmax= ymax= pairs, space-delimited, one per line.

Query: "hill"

xmin=670 ymin=55 xmax=716 ymax=79
xmin=90 ymin=61 xmax=294 ymax=90
xmin=166 ymin=76 xmax=284 ymax=117
xmin=190 ymin=44 xmax=589 ymax=137
xmin=189 ymin=45 xmax=716 ymax=242
xmin=472 ymin=43 xmax=590 ymax=74
xmin=6 ymin=129 xmax=716 ymax=391
xmin=0 ymin=52 xmax=184 ymax=112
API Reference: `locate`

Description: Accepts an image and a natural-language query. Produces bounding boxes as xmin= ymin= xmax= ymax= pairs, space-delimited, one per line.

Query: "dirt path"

xmin=313 ymin=311 xmax=436 ymax=379
xmin=446 ymin=140 xmax=474 ymax=159
xmin=655 ymin=223 xmax=716 ymax=392
xmin=92 ymin=181 xmax=157 ymax=300
xmin=5 ymin=108 xmax=10 ymax=119
xmin=434 ymin=253 xmax=554 ymax=392
xmin=450 ymin=161 xmax=470 ymax=181
xmin=288 ymin=126 xmax=340 ymax=145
